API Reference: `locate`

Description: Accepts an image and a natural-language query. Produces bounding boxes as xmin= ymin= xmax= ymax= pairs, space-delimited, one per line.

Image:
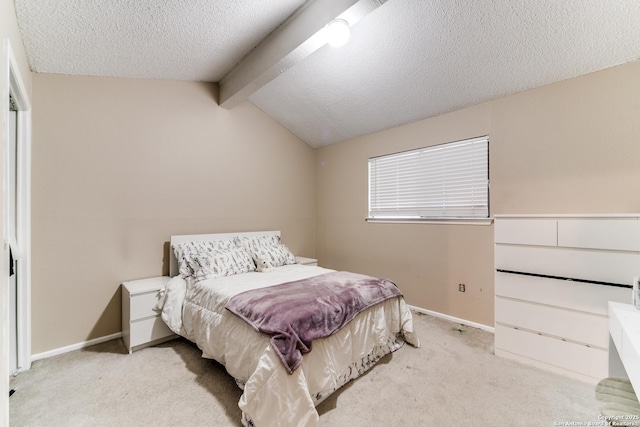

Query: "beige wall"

xmin=317 ymin=60 xmax=640 ymax=327
xmin=29 ymin=59 xmax=640 ymax=351
xmin=491 ymin=61 xmax=640 ymax=213
xmin=31 ymin=74 xmax=316 ymax=353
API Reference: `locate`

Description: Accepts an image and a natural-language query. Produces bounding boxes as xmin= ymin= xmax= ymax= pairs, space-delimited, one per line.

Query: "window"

xmin=368 ymin=136 xmax=489 ymax=221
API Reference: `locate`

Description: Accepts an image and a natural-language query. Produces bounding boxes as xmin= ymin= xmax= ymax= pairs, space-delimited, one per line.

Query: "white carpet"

xmin=10 ymin=312 xmax=600 ymax=426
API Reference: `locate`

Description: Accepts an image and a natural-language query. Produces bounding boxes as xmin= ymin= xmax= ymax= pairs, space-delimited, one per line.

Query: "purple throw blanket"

xmin=225 ymin=271 xmax=403 ymax=374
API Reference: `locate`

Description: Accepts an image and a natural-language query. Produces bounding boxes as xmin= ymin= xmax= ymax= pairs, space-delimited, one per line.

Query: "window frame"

xmin=367 ymin=136 xmax=491 ymax=225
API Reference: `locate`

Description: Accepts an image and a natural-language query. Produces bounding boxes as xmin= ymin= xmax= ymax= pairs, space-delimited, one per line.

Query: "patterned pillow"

xmin=193 ymin=247 xmax=256 ymax=281
xmin=234 ymin=234 xmax=281 ymax=253
xmin=173 ymin=239 xmax=236 ymax=278
xmin=251 ymin=244 xmax=297 ymax=268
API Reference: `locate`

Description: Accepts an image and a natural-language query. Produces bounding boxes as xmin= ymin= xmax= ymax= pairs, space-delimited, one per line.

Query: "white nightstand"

xmin=122 ymin=276 xmax=176 ymax=353
xmin=296 ymin=256 xmax=318 ymax=266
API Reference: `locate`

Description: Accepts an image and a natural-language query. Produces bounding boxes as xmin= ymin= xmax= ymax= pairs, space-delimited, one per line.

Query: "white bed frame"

xmin=169 ymin=230 xmax=281 ymax=277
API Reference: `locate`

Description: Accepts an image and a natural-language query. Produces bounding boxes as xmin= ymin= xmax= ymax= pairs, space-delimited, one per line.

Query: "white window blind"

xmin=368 ymin=136 xmax=489 ymax=219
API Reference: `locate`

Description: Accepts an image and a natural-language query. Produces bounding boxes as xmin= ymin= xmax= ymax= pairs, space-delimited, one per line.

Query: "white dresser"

xmin=494 ymin=214 xmax=640 ymax=383
xmin=122 ymin=276 xmax=176 ymax=353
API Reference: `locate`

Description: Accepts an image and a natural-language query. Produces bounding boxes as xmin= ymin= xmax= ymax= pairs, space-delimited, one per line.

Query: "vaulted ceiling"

xmin=14 ymin=0 xmax=640 ymax=148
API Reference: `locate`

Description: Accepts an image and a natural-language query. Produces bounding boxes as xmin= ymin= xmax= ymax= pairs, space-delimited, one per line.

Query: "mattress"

xmin=160 ymin=264 xmax=419 ymax=426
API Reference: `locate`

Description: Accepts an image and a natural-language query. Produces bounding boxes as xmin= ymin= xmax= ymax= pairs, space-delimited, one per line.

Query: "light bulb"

xmin=326 ymin=19 xmax=350 ymax=47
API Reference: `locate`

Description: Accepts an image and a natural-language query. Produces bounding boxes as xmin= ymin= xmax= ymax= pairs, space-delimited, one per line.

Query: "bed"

xmin=158 ymin=230 xmax=419 ymax=426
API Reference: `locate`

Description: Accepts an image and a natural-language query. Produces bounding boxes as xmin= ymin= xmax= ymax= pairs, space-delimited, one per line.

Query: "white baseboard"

xmin=409 ymin=305 xmax=495 ymax=333
xmin=28 ymin=307 xmax=492 ymax=363
xmin=31 ymin=332 xmax=122 ymax=363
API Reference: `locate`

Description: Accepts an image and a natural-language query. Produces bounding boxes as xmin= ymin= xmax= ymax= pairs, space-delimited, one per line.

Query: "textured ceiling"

xmin=14 ymin=0 xmax=640 ymax=148
xmin=14 ymin=0 xmax=307 ymax=81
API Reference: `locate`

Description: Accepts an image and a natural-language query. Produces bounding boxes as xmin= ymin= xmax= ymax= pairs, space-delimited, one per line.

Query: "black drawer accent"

xmin=496 ymin=269 xmax=631 ymax=289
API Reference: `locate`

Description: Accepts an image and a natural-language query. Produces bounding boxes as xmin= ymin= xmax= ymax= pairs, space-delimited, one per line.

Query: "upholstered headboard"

xmin=169 ymin=230 xmax=281 ymax=277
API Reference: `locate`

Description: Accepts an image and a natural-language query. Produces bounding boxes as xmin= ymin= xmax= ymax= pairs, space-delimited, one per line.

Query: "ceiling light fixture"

xmin=326 ymin=18 xmax=351 ymax=47
xmin=220 ymin=0 xmax=388 ymax=108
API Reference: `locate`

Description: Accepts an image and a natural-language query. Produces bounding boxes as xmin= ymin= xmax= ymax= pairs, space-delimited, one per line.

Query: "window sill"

xmin=365 ymin=217 xmax=494 ymax=226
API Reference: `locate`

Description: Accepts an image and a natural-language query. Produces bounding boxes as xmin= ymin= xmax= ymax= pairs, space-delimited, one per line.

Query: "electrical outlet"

xmin=458 ymin=283 xmax=466 ymax=292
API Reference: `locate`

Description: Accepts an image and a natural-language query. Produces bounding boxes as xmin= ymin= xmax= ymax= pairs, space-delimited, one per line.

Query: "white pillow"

xmin=234 ymin=234 xmax=281 ymax=253
xmin=192 ymin=247 xmax=256 ymax=281
xmin=251 ymin=244 xmax=297 ymax=268
xmin=173 ymin=239 xmax=236 ymax=278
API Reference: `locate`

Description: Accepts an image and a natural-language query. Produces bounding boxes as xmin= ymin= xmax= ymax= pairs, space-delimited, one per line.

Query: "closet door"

xmin=8 ymin=109 xmax=17 ymax=375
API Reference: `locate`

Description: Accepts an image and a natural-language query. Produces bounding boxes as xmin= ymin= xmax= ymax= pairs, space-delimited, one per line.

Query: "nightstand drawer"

xmin=130 ymin=316 xmax=174 ymax=349
xmin=295 ymin=256 xmax=318 ymax=266
xmin=130 ymin=290 xmax=163 ymax=321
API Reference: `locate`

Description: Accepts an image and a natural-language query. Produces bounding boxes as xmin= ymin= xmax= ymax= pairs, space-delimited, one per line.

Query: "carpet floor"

xmin=10 ymin=312 xmax=601 ymax=426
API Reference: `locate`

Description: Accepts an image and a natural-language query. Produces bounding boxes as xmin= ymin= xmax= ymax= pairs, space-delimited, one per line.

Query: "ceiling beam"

xmin=219 ymin=0 xmax=386 ymax=109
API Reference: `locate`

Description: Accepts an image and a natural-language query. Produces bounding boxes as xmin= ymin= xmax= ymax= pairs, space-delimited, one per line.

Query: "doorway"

xmin=6 ymin=51 xmax=31 ymax=378
xmin=2 ymin=40 xmax=32 ymax=408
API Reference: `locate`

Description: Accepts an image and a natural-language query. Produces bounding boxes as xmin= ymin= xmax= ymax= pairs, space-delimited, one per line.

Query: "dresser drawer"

xmin=130 ymin=316 xmax=174 ymax=349
xmin=494 ymin=218 xmax=557 ymax=246
xmin=495 ymin=271 xmax=630 ymax=316
xmin=495 ymin=245 xmax=639 ymax=285
xmin=495 ymin=325 xmax=608 ymax=383
xmin=558 ymin=218 xmax=640 ymax=251
xmin=496 ymin=297 xmax=608 ymax=348
xmin=130 ymin=290 xmax=163 ymax=321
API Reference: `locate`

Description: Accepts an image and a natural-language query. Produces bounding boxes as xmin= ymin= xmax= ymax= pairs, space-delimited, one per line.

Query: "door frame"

xmin=2 ymin=38 xmax=32 ymax=378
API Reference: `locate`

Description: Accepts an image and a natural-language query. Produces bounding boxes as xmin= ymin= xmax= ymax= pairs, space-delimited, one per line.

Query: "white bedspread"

xmin=160 ymin=264 xmax=419 ymax=426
